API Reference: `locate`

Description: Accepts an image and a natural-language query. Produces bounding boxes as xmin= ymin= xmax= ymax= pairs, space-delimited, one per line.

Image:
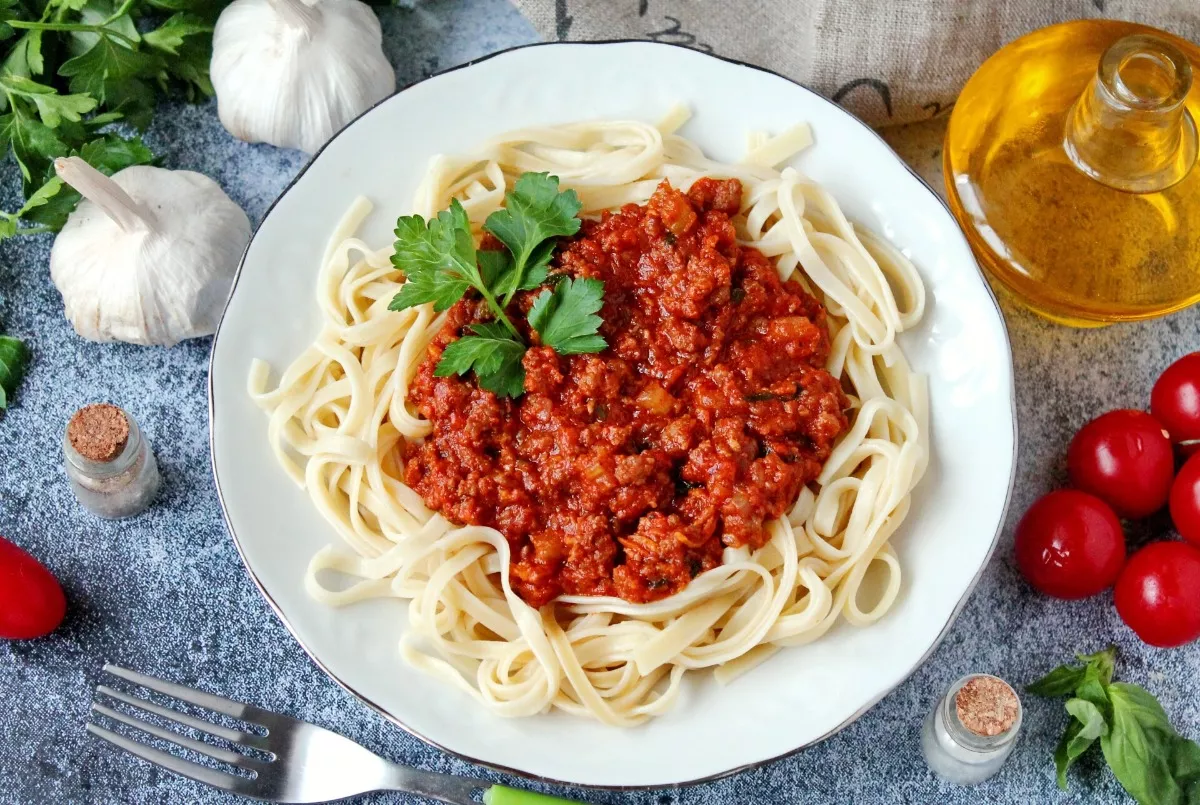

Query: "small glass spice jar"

xmin=920 ymin=674 xmax=1023 ymax=785
xmin=63 ymin=403 xmax=160 ymax=519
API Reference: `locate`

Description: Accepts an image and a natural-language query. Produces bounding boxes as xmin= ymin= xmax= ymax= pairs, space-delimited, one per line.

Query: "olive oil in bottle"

xmin=944 ymin=20 xmax=1200 ymax=327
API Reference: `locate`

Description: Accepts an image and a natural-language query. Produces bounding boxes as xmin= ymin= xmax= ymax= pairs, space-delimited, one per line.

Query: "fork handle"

xmin=484 ymin=784 xmax=589 ymax=804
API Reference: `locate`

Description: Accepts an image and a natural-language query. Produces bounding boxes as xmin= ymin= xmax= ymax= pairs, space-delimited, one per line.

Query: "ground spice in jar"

xmin=67 ymin=404 xmax=130 ymax=462
xmin=62 ymin=404 xmax=160 ymax=519
xmin=955 ymin=675 xmax=1021 ymax=737
xmin=921 ymin=673 xmax=1023 ymax=785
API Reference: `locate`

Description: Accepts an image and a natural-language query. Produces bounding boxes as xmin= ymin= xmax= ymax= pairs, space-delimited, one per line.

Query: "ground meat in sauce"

xmin=404 ymin=177 xmax=849 ymax=607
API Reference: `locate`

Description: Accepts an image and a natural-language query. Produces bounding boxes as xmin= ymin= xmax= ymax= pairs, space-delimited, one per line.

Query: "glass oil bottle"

xmin=944 ymin=20 xmax=1200 ymax=326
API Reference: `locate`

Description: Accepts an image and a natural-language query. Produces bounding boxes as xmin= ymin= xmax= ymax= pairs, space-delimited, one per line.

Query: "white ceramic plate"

xmin=210 ymin=41 xmax=1017 ymax=788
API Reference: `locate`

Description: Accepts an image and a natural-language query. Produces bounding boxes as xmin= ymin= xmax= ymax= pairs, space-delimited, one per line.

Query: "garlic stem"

xmin=54 ymin=157 xmax=156 ymax=233
xmin=267 ymin=0 xmax=321 ymax=38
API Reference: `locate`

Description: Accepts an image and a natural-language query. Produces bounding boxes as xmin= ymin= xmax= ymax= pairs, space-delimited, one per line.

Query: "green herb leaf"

xmin=0 ymin=107 xmax=69 ymax=184
xmin=1076 ymin=662 xmax=1113 ymax=711
xmin=78 ymin=132 xmax=154 ymax=171
xmin=1055 ymin=698 xmax=1109 ymax=789
xmin=1027 ymin=645 xmax=1116 ymax=699
xmin=1034 ymin=649 xmax=1200 ymax=805
xmin=477 ymin=250 xmax=511 ymax=288
xmin=0 ymin=335 xmax=30 ymax=409
xmin=0 ymin=74 xmax=96 ymax=127
xmin=484 ymin=172 xmax=582 ymax=302
xmin=1101 ymin=683 xmax=1192 ymax=805
xmin=59 ymin=34 xmax=158 ymax=113
xmin=72 ymin=1 xmax=141 ymax=51
xmin=390 ymin=173 xmax=600 ymax=395
xmin=2 ymin=31 xmax=43 ymax=79
xmin=389 ymin=202 xmax=481 ymax=313
xmin=1028 ymin=665 xmax=1086 ymax=698
xmin=142 ymin=12 xmax=211 ymax=55
xmin=435 ymin=322 xmax=526 ymax=398
xmin=145 ymin=0 xmax=224 ymax=13
xmin=527 ymin=276 xmax=607 ymax=355
xmin=16 ymin=133 xmax=153 ymax=231
xmin=0 ymin=0 xmax=219 ymax=240
xmin=1078 ymin=646 xmax=1117 ymax=686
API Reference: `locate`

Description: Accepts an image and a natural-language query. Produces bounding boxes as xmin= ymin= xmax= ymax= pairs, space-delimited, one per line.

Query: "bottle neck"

xmin=1064 ymin=33 xmax=1197 ymax=193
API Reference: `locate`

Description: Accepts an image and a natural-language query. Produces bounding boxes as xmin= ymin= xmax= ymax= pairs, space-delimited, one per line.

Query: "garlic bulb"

xmin=211 ymin=0 xmax=395 ymax=154
xmin=49 ymin=157 xmax=251 ymax=347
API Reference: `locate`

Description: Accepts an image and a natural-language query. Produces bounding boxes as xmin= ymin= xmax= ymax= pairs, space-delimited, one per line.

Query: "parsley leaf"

xmin=0 ymin=335 xmax=30 ymax=410
xmin=484 ymin=172 xmax=582 ymax=303
xmin=3 ymin=31 xmax=44 ymax=79
xmin=434 ymin=322 xmax=526 ymax=398
xmin=143 ymin=13 xmax=212 ymax=55
xmin=12 ymin=133 xmax=153 ymax=231
xmin=0 ymin=74 xmax=96 ymax=127
xmin=0 ymin=107 xmax=68 ymax=184
xmin=389 ymin=200 xmax=489 ymax=314
xmin=59 ymin=35 xmax=157 ymax=106
xmin=389 ymin=173 xmax=602 ymax=397
xmin=527 ymin=276 xmax=607 ymax=355
xmin=0 ymin=0 xmax=221 ymax=239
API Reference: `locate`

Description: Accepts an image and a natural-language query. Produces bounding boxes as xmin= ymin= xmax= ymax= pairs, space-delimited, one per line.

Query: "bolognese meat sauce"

xmin=404 ymin=178 xmax=848 ymax=607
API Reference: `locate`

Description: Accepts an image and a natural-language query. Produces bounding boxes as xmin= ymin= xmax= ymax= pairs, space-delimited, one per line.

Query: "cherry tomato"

xmin=1014 ymin=490 xmax=1126 ymax=599
xmin=1115 ymin=541 xmax=1200 ymax=648
xmin=1151 ymin=352 xmax=1200 ymax=456
xmin=1067 ymin=409 xmax=1175 ymax=519
xmin=0 ymin=536 xmax=66 ymax=640
xmin=1170 ymin=453 xmax=1200 ymax=547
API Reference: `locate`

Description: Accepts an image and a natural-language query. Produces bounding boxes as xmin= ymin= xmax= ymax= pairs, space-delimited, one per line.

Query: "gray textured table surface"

xmin=2 ymin=2 xmax=1199 ymax=804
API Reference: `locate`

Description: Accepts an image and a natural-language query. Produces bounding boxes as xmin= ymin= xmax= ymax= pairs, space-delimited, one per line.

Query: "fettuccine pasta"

xmin=249 ymin=109 xmax=928 ymax=726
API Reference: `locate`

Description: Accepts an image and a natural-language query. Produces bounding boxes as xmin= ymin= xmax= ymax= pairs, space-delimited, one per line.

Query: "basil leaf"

xmin=1078 ymin=646 xmax=1117 ymax=686
xmin=1171 ymin=738 xmax=1200 ymax=795
xmin=1077 ymin=661 xmax=1113 ymax=713
xmin=1102 ymin=683 xmax=1187 ymax=805
xmin=1028 ymin=664 xmax=1088 ymax=698
xmin=1055 ymin=698 xmax=1109 ymax=789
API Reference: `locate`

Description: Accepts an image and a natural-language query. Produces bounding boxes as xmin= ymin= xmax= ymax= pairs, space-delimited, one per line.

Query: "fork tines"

xmin=87 ymin=664 xmax=271 ymax=795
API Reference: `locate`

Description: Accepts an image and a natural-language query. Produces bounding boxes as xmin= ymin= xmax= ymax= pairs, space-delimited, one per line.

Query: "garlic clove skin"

xmin=50 ymin=160 xmax=251 ymax=347
xmin=211 ymin=0 xmax=396 ymax=155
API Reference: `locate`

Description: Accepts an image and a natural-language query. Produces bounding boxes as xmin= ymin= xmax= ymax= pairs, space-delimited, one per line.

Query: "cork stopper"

xmin=67 ymin=404 xmax=130 ymax=463
xmin=955 ymin=676 xmax=1020 ymax=737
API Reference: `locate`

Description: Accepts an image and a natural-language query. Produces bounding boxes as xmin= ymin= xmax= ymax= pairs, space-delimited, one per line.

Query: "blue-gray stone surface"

xmin=1 ymin=2 xmax=1198 ymax=804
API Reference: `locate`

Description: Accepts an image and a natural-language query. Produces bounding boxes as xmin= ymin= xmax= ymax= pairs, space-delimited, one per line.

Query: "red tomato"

xmin=1171 ymin=453 xmax=1200 ymax=547
xmin=1067 ymin=409 xmax=1175 ymax=519
xmin=1151 ymin=352 xmax=1200 ymax=456
xmin=1014 ymin=490 xmax=1126 ymax=599
xmin=1115 ymin=541 xmax=1200 ymax=648
xmin=0 ymin=536 xmax=67 ymax=640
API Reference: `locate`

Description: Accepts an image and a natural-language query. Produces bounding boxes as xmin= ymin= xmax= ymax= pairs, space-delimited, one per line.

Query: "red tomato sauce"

xmin=404 ymin=178 xmax=849 ymax=607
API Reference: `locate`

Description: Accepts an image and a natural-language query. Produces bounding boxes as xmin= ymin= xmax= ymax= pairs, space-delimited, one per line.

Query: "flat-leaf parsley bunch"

xmin=0 ymin=0 xmax=226 ymax=239
xmin=389 ymin=172 xmax=606 ymax=398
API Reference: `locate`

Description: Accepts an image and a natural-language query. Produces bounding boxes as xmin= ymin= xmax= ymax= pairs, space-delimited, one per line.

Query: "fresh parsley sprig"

xmin=485 ymin=171 xmax=583 ymax=306
xmin=0 ymin=0 xmax=224 ymax=238
xmin=388 ymin=172 xmax=606 ymax=398
xmin=527 ymin=275 xmax=606 ymax=355
xmin=1028 ymin=646 xmax=1200 ymax=804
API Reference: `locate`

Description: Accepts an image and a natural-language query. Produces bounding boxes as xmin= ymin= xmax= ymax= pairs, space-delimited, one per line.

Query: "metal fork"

xmin=87 ymin=664 xmax=582 ymax=804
